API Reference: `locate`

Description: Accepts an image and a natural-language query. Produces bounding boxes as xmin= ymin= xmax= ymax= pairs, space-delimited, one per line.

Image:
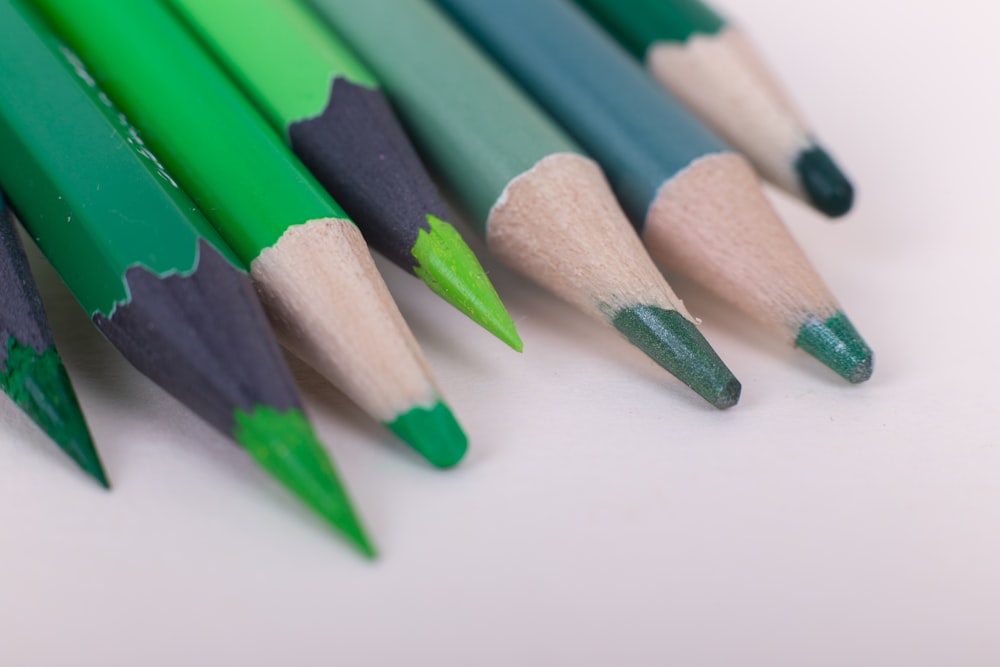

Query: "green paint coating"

xmin=611 ymin=306 xmax=740 ymax=409
xmin=166 ymin=0 xmax=521 ymax=350
xmin=33 ymin=0 xmax=349 ymax=265
xmin=575 ymin=0 xmax=725 ymax=58
xmin=0 ymin=0 xmax=239 ymax=318
xmin=796 ymin=146 xmax=855 ymax=218
xmin=386 ymin=399 xmax=468 ymax=469
xmin=166 ymin=0 xmax=378 ymax=129
xmin=0 ymin=337 xmax=108 ymax=487
xmin=413 ymin=215 xmax=522 ymax=351
xmin=795 ymin=311 xmax=873 ymax=384
xmin=307 ymin=0 xmax=585 ymax=232
xmin=235 ymin=406 xmax=375 ymax=557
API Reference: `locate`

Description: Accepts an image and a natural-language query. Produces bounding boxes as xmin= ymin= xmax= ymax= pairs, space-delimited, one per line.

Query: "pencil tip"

xmin=413 ymin=215 xmax=523 ymax=351
xmin=388 ymin=400 xmax=468 ymax=468
xmin=795 ymin=311 xmax=874 ymax=384
xmin=236 ymin=407 xmax=375 ymax=556
xmin=612 ymin=305 xmax=741 ymax=409
xmin=796 ymin=145 xmax=855 ymax=218
xmin=1 ymin=339 xmax=109 ymax=487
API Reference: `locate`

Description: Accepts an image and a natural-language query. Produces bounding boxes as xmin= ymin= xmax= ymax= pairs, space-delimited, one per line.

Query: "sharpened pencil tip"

xmin=1 ymin=338 xmax=109 ymax=487
xmin=795 ymin=311 xmax=874 ymax=384
xmin=796 ymin=145 xmax=855 ymax=218
xmin=413 ymin=215 xmax=523 ymax=351
xmin=388 ymin=400 xmax=468 ymax=468
xmin=612 ymin=305 xmax=741 ymax=409
xmin=236 ymin=407 xmax=375 ymax=557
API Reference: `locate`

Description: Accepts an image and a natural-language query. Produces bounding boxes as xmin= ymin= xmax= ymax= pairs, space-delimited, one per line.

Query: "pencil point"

xmin=796 ymin=145 xmax=854 ymax=218
xmin=1 ymin=338 xmax=109 ymax=488
xmin=236 ymin=406 xmax=376 ymax=557
xmin=413 ymin=215 xmax=523 ymax=351
xmin=612 ymin=305 xmax=741 ymax=409
xmin=795 ymin=311 xmax=874 ymax=384
xmin=387 ymin=399 xmax=468 ymax=468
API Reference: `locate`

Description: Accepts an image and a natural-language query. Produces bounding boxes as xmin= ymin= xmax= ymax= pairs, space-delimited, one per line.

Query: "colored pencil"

xmin=307 ymin=0 xmax=741 ymax=409
xmin=0 ymin=192 xmax=107 ymax=487
xmin=574 ymin=0 xmax=854 ymax=217
xmin=435 ymin=0 xmax=873 ymax=383
xmin=163 ymin=0 xmax=521 ymax=352
xmin=33 ymin=0 xmax=468 ymax=467
xmin=0 ymin=0 xmax=371 ymax=554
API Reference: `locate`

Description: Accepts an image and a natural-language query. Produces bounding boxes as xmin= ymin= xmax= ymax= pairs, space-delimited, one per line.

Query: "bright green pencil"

xmin=0 ymin=0 xmax=371 ymax=552
xmin=33 ymin=0 xmax=468 ymax=468
xmin=308 ymin=0 xmax=741 ymax=409
xmin=164 ymin=0 xmax=521 ymax=351
xmin=574 ymin=0 xmax=854 ymax=217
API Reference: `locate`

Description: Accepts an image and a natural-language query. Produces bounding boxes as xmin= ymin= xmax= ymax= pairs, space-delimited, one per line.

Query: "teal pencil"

xmin=436 ymin=0 xmax=873 ymax=383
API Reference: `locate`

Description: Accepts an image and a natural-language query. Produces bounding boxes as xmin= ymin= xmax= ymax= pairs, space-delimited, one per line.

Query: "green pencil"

xmin=0 ymin=0 xmax=371 ymax=554
xmin=0 ymin=191 xmax=107 ymax=487
xmin=308 ymin=0 xmax=741 ymax=409
xmin=33 ymin=0 xmax=468 ymax=467
xmin=436 ymin=0 xmax=873 ymax=383
xmin=573 ymin=0 xmax=854 ymax=217
xmin=163 ymin=0 xmax=521 ymax=351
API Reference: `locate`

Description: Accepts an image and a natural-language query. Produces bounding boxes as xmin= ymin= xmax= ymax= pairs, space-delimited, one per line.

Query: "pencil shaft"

xmin=33 ymin=0 xmax=468 ymax=465
xmin=0 ymin=0 xmax=371 ymax=549
xmin=163 ymin=0 xmax=521 ymax=350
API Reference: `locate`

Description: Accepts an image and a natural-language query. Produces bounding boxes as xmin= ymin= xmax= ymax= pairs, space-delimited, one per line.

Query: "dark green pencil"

xmin=0 ymin=192 xmax=107 ymax=487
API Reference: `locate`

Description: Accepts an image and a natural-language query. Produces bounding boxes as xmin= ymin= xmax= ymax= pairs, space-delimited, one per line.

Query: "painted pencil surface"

xmin=0 ymin=0 xmax=371 ymax=553
xmin=164 ymin=0 xmax=521 ymax=351
xmin=34 ymin=0 xmax=467 ymax=467
xmin=308 ymin=0 xmax=740 ymax=408
xmin=0 ymin=193 xmax=107 ymax=487
xmin=574 ymin=0 xmax=854 ymax=217
xmin=436 ymin=0 xmax=872 ymax=383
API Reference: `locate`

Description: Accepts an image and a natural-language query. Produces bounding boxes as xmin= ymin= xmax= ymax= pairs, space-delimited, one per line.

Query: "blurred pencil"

xmin=308 ymin=0 xmax=741 ymax=409
xmin=0 ymin=192 xmax=107 ymax=487
xmin=436 ymin=0 xmax=873 ymax=383
xmin=574 ymin=0 xmax=854 ymax=217
xmin=0 ymin=0 xmax=371 ymax=554
xmin=34 ymin=0 xmax=469 ymax=467
xmin=164 ymin=0 xmax=521 ymax=351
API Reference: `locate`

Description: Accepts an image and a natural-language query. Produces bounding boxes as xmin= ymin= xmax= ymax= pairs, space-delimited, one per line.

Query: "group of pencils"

xmin=0 ymin=0 xmax=872 ymax=557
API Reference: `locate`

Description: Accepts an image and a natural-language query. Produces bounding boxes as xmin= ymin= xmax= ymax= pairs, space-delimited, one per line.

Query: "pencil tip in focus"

xmin=2 ymin=340 xmax=110 ymax=488
xmin=612 ymin=305 xmax=741 ymax=409
xmin=795 ymin=311 xmax=874 ymax=384
xmin=413 ymin=215 xmax=523 ymax=352
xmin=236 ymin=406 xmax=375 ymax=557
xmin=388 ymin=399 xmax=468 ymax=469
xmin=796 ymin=144 xmax=855 ymax=218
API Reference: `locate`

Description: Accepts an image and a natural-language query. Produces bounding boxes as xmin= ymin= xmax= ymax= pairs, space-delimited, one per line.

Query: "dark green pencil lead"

xmin=796 ymin=146 xmax=855 ymax=218
xmin=388 ymin=401 xmax=468 ymax=469
xmin=613 ymin=305 xmax=741 ymax=409
xmin=796 ymin=311 xmax=873 ymax=384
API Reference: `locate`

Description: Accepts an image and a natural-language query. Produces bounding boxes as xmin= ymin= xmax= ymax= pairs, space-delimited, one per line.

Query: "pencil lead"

xmin=612 ymin=305 xmax=741 ymax=409
xmin=236 ymin=407 xmax=376 ymax=558
xmin=1 ymin=338 xmax=110 ymax=488
xmin=795 ymin=311 xmax=873 ymax=384
xmin=388 ymin=400 xmax=468 ymax=469
xmin=413 ymin=215 xmax=523 ymax=351
xmin=795 ymin=145 xmax=855 ymax=218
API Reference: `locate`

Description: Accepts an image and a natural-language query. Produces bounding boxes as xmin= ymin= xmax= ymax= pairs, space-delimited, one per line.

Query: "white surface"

xmin=1 ymin=0 xmax=998 ymax=664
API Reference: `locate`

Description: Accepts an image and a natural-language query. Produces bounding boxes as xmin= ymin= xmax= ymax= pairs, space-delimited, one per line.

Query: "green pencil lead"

xmin=413 ymin=215 xmax=523 ymax=351
xmin=795 ymin=311 xmax=873 ymax=384
xmin=236 ymin=406 xmax=376 ymax=558
xmin=387 ymin=400 xmax=468 ymax=469
xmin=795 ymin=145 xmax=855 ymax=218
xmin=612 ymin=305 xmax=741 ymax=409
xmin=1 ymin=338 xmax=109 ymax=488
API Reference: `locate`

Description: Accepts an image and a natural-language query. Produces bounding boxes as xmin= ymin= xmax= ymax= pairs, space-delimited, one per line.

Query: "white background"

xmin=2 ymin=0 xmax=998 ymax=664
